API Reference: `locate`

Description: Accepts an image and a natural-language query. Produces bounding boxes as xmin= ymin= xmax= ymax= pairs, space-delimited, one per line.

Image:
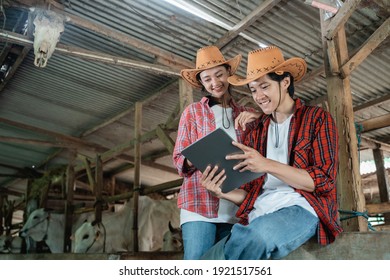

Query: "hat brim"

xmin=228 ymin=57 xmax=307 ymax=86
xmin=181 ymin=54 xmax=242 ymax=89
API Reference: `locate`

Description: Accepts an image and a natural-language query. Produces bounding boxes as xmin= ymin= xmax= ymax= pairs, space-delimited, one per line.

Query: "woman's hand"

xmin=227 ymin=141 xmax=268 ymax=174
xmin=200 ymin=165 xmax=226 ymax=198
xmin=234 ymin=111 xmax=261 ymax=131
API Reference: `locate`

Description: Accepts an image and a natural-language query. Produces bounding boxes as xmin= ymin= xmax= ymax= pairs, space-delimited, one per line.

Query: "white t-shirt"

xmin=248 ymin=115 xmax=317 ymax=223
xmin=180 ymin=105 xmax=239 ymax=225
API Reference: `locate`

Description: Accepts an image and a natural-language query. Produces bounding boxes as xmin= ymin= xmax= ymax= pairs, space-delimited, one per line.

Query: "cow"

xmin=73 ymin=196 xmax=180 ymax=253
xmin=0 ymin=235 xmax=23 ymax=253
xmin=20 ymin=208 xmax=92 ymax=253
xmin=162 ymin=221 xmax=183 ymax=252
xmin=32 ymin=9 xmax=66 ymax=67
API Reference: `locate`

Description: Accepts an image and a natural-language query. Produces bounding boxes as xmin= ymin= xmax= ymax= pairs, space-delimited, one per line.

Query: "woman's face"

xmin=248 ymin=75 xmax=290 ymax=115
xmin=199 ymin=65 xmax=230 ymax=98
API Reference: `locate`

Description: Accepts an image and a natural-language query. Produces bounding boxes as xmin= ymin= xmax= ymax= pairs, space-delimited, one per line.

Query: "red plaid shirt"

xmin=237 ymin=98 xmax=343 ymax=245
xmin=173 ymin=96 xmax=258 ymax=218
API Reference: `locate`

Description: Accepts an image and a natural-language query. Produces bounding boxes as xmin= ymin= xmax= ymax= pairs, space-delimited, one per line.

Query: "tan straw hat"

xmin=181 ymin=45 xmax=242 ymax=89
xmin=228 ymin=46 xmax=307 ymax=86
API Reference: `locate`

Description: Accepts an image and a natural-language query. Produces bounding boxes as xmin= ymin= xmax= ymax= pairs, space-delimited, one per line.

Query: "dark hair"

xmin=196 ymin=64 xmax=232 ymax=94
xmin=267 ymin=72 xmax=295 ymax=97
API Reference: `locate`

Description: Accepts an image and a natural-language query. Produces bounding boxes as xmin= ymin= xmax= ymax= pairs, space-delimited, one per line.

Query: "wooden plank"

xmin=285 ymin=232 xmax=390 ymax=260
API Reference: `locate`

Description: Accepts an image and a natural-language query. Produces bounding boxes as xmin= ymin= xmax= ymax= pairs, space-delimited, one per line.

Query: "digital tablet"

xmin=181 ymin=128 xmax=263 ymax=193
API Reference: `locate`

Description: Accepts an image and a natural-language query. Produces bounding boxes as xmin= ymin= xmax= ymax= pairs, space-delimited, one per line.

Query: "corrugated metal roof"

xmin=0 ymin=0 xmax=389 ymax=197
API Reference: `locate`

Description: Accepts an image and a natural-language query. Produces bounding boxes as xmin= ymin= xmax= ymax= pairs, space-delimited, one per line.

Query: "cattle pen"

xmin=0 ymin=0 xmax=390 ymax=262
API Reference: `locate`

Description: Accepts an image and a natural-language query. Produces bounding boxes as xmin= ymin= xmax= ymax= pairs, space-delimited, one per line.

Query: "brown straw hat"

xmin=181 ymin=46 xmax=242 ymax=89
xmin=228 ymin=46 xmax=307 ymax=86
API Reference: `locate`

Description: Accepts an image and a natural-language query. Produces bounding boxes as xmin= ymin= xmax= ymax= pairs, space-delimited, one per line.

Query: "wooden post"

xmin=94 ymin=155 xmax=103 ymax=223
xmin=63 ymin=150 xmax=76 ymax=252
xmin=132 ymin=102 xmax=142 ymax=252
xmin=179 ymin=78 xmax=193 ymax=114
xmin=372 ymin=148 xmax=390 ymax=202
xmin=0 ymin=194 xmax=4 ymax=235
xmin=320 ymin=12 xmax=367 ymax=231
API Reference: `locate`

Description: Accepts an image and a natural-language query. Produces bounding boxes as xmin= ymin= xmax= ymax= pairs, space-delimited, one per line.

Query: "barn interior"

xmin=0 ymin=0 xmax=389 ymax=259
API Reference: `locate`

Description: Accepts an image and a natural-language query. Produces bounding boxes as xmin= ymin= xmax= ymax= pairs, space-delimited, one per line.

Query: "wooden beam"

xmin=142 ymin=178 xmax=183 ymax=195
xmin=0 ymin=136 xmax=85 ymax=149
xmin=81 ymin=81 xmax=179 ymax=137
xmin=299 ymin=65 xmax=325 ymax=85
xmin=155 ymin=125 xmax=175 ymax=154
xmin=83 ymin=115 xmax=180 ymax=170
xmin=94 ymin=155 xmax=103 ymax=224
xmin=178 ymin=79 xmax=193 ymax=114
xmin=63 ymin=150 xmax=76 ymax=253
xmin=0 ymin=45 xmax=31 ymax=92
xmin=11 ymin=1 xmax=193 ymax=69
xmin=341 ymin=17 xmax=390 ymax=78
xmin=358 ymin=113 xmax=390 ymax=133
xmin=0 ymin=117 xmax=133 ymax=162
xmin=214 ymin=0 xmax=281 ymax=48
xmin=373 ymin=149 xmax=390 ymax=202
xmin=366 ymin=202 xmax=390 ymax=215
xmin=360 ymin=136 xmax=390 ymax=153
xmin=353 ymin=94 xmax=390 ymax=113
xmin=324 ymin=0 xmax=362 ymax=40
xmin=321 ymin=12 xmax=366 ymax=232
xmin=0 ymin=31 xmax=180 ymax=77
xmin=132 ymin=102 xmax=142 ymax=252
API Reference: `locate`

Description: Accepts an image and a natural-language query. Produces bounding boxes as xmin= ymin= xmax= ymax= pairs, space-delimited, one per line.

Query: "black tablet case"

xmin=181 ymin=128 xmax=263 ymax=193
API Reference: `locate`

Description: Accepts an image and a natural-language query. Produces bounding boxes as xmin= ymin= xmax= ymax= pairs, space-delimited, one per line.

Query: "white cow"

xmin=32 ymin=9 xmax=66 ymax=67
xmin=20 ymin=208 xmax=91 ymax=253
xmin=162 ymin=221 xmax=183 ymax=252
xmin=73 ymin=196 xmax=180 ymax=253
xmin=0 ymin=235 xmax=23 ymax=253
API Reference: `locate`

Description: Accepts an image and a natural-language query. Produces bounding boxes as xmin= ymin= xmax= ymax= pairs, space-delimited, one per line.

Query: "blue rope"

xmin=338 ymin=209 xmax=375 ymax=231
xmin=355 ymin=122 xmax=364 ymax=162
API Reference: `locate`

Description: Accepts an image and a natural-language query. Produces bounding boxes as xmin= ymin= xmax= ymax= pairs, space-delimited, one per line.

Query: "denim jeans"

xmin=201 ymin=206 xmax=319 ymax=260
xmin=181 ymin=221 xmax=233 ymax=260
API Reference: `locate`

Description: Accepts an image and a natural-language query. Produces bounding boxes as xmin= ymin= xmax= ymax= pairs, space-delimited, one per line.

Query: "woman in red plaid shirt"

xmin=173 ymin=46 xmax=261 ymax=259
xmin=200 ymin=46 xmax=343 ymax=260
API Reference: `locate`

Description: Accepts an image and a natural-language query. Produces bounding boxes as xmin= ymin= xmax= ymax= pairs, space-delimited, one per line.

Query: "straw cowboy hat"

xmin=228 ymin=46 xmax=307 ymax=86
xmin=181 ymin=46 xmax=242 ymax=89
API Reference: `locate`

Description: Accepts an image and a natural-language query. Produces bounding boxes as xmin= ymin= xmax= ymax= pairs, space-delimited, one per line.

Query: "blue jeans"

xmin=202 ymin=206 xmax=319 ymax=260
xmin=181 ymin=221 xmax=233 ymax=260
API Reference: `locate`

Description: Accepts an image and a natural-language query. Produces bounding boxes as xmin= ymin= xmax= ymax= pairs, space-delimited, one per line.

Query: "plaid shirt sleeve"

xmin=172 ymin=105 xmax=197 ymax=177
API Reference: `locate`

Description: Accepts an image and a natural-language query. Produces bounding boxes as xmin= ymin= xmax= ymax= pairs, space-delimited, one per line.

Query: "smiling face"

xmin=248 ymin=74 xmax=291 ymax=115
xmin=198 ymin=65 xmax=231 ymax=98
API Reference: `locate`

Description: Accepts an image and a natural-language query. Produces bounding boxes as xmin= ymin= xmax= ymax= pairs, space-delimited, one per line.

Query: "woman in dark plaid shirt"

xmin=200 ymin=46 xmax=342 ymax=260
